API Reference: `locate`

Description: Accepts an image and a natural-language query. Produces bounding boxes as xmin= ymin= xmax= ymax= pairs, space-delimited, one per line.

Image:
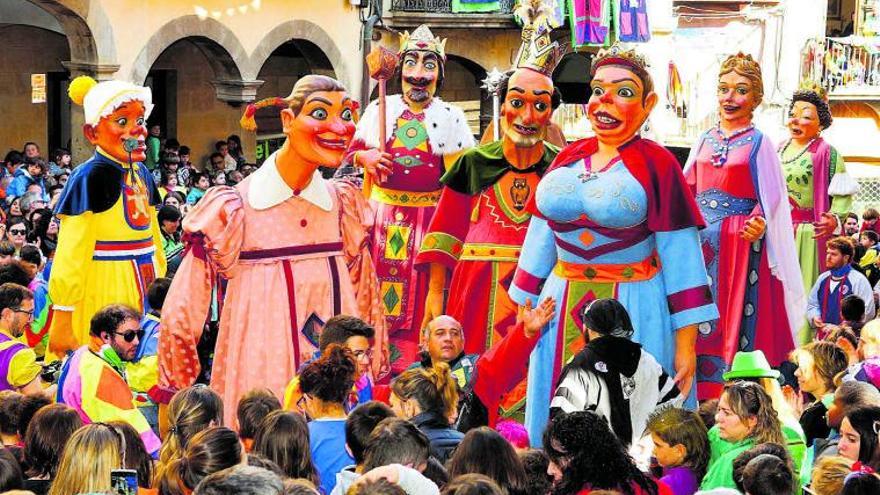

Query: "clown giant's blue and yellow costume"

xmin=47 ymin=147 xmax=165 ymax=360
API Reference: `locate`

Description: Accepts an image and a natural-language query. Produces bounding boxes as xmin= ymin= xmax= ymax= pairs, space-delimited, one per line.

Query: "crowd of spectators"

xmin=2 ymin=136 xmax=880 ymax=495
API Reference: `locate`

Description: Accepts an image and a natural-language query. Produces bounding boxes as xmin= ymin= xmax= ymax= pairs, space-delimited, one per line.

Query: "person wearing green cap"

xmin=719 ymin=350 xmax=807 ymax=479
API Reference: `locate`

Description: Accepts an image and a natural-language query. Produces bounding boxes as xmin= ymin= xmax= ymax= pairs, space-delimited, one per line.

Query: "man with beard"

xmin=415 ymin=0 xmax=564 ymax=418
xmin=57 ymin=304 xmax=160 ymax=456
xmin=345 ymin=25 xmax=474 ymax=374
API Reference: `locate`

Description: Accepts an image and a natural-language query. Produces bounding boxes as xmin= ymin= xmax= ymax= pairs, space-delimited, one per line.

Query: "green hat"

xmin=722 ymin=350 xmax=781 ymax=381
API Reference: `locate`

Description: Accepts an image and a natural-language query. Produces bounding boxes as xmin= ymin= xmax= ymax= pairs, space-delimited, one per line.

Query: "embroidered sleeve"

xmin=655 ymin=228 xmax=718 ymax=330
xmin=508 ymin=216 xmax=556 ymax=305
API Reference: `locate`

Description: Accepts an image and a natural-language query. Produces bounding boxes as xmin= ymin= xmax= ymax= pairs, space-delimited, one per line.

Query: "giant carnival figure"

xmin=508 ymin=44 xmax=719 ymax=444
xmin=344 ymin=25 xmax=475 ymax=373
xmin=684 ymin=53 xmax=805 ymax=399
xmin=47 ymin=76 xmax=166 ymax=361
xmin=415 ymin=0 xmax=565 ymax=417
xmin=158 ymin=76 xmax=386 ymax=425
xmin=780 ymin=82 xmax=858 ymax=343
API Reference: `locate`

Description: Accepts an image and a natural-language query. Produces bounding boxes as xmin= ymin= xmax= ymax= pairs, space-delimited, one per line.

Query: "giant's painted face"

xmin=788 ymin=100 xmax=821 ymax=143
xmin=587 ymin=65 xmax=656 ymax=148
xmin=501 ymin=69 xmax=554 ymax=148
xmin=717 ymin=72 xmax=759 ymax=127
xmin=282 ymin=91 xmax=356 ymax=169
xmin=401 ymin=51 xmax=440 ymax=105
xmin=85 ymin=101 xmax=148 ymax=164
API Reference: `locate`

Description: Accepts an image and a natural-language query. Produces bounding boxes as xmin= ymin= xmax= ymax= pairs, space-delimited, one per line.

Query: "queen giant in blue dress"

xmin=507 ymin=45 xmax=719 ymax=444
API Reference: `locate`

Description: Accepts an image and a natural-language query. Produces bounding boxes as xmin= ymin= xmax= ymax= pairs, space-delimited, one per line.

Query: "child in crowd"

xmin=330 ymin=401 xmax=396 ymax=495
xmin=519 ymin=449 xmax=552 ymax=495
xmin=186 ymin=172 xmax=210 ymax=205
xmin=808 ymin=455 xmax=853 ymax=495
xmin=860 ymin=208 xmax=879 ymax=234
xmin=211 ymin=169 xmax=227 ymax=186
xmin=646 ymin=407 xmax=710 ymax=495
xmin=731 ymin=443 xmax=794 ymax=494
xmin=741 ymin=453 xmax=795 ymax=495
xmin=0 ymin=390 xmax=23 ymax=454
xmin=235 ymin=388 xmax=281 ymax=452
xmin=841 ymin=295 xmax=868 ymax=336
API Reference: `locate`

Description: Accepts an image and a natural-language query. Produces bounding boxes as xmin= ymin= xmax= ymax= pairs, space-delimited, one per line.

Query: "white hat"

xmin=68 ymin=76 xmax=154 ymax=126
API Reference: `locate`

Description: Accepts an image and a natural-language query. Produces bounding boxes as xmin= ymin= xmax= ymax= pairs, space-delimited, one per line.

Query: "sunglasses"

xmin=9 ymin=229 xmax=26 ymax=235
xmin=114 ymin=329 xmax=145 ymax=343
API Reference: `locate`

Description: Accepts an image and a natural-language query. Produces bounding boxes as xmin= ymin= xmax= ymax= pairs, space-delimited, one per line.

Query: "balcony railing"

xmin=390 ymin=0 xmax=515 ymax=14
xmin=802 ymin=37 xmax=880 ymax=98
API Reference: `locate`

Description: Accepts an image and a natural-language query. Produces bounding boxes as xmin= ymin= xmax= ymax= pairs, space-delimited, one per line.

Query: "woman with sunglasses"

xmin=838 ymin=405 xmax=880 ymax=471
xmin=5 ymin=217 xmax=28 ymax=256
xmin=55 ymin=304 xmax=160 ymax=457
xmin=701 ymin=381 xmax=785 ymax=491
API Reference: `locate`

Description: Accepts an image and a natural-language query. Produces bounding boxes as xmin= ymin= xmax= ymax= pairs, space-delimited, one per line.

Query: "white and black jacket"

xmin=550 ymin=336 xmax=682 ymax=446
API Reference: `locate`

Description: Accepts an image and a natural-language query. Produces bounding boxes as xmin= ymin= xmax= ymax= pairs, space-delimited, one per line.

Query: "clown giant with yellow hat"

xmin=46 ymin=76 xmax=166 ymax=360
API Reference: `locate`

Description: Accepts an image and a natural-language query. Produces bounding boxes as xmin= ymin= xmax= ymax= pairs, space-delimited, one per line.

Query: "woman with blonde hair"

xmin=701 ymin=381 xmax=785 ymax=491
xmin=809 ymin=455 xmax=854 ymax=495
xmin=157 ymin=385 xmax=224 ymax=475
xmin=48 ymin=423 xmax=124 ymax=495
xmin=790 ymin=342 xmax=849 ymax=445
xmin=390 ymin=362 xmax=462 ymax=463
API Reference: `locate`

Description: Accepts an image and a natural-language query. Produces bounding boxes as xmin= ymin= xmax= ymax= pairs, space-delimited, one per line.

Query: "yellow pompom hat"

xmin=68 ymin=75 xmax=154 ymax=126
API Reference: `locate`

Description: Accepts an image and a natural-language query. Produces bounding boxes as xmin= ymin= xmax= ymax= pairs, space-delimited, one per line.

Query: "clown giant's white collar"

xmin=247 ymin=151 xmax=333 ymax=212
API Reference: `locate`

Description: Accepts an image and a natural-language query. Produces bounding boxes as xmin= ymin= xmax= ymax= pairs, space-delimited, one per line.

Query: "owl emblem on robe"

xmin=510 ymin=178 xmax=530 ymax=211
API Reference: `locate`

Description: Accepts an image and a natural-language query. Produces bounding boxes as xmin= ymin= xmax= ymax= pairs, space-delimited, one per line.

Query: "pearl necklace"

xmin=779 ymin=138 xmax=818 ymax=165
xmin=711 ymin=124 xmax=755 ymax=167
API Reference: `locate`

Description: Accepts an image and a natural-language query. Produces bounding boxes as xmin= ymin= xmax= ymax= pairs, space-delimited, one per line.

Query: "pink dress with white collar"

xmin=158 ymin=152 xmax=386 ymax=425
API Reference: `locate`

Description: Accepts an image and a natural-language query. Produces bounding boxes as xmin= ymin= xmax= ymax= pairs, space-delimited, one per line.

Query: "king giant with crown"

xmin=344 ymin=25 xmax=475 ymax=372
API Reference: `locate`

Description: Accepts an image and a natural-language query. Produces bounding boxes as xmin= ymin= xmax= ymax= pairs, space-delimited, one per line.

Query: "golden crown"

xmin=514 ymin=0 xmax=565 ymax=77
xmin=399 ymin=25 xmax=447 ymax=60
xmin=591 ymin=43 xmax=649 ymax=75
xmin=798 ymin=79 xmax=829 ymax=101
xmin=720 ymin=52 xmax=760 ymax=73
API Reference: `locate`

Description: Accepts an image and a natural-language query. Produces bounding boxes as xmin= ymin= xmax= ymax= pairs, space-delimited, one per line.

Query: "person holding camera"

xmin=56 ymin=304 xmax=160 ymax=457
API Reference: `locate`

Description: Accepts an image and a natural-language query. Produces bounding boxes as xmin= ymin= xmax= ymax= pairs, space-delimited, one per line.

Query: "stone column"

xmin=61 ymin=61 xmax=121 ymax=164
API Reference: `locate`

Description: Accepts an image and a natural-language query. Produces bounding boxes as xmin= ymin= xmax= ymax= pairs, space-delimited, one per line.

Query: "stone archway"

xmin=25 ymin=0 xmax=103 ymax=67
xmin=444 ymin=54 xmax=488 ymax=135
xmin=249 ymin=19 xmax=351 ymax=93
xmin=129 ymin=15 xmax=248 ymax=86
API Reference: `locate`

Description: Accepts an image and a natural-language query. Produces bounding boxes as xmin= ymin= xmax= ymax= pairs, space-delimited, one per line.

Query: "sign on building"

xmin=31 ymin=74 xmax=46 ymax=104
